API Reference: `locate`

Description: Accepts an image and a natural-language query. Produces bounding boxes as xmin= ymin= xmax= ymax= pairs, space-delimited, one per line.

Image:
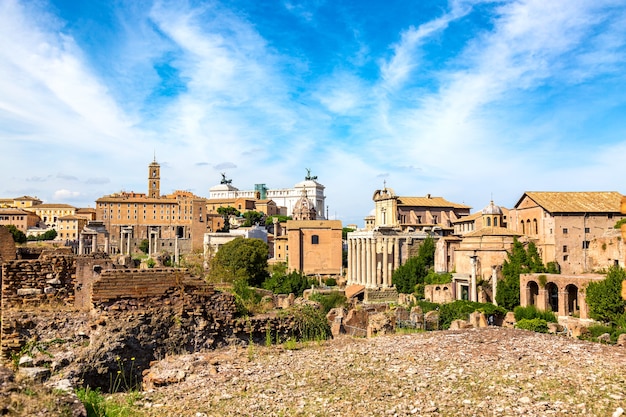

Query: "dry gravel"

xmin=137 ymin=327 xmax=626 ymax=417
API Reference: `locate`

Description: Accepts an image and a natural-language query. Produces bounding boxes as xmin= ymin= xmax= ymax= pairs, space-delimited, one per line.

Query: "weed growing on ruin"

xmin=109 ymin=357 xmax=139 ymax=393
xmin=265 ymin=324 xmax=272 ymax=347
xmin=283 ymin=337 xmax=299 ymax=350
xmin=11 ymin=338 xmax=65 ymax=369
xmin=287 ymin=305 xmax=331 ymax=342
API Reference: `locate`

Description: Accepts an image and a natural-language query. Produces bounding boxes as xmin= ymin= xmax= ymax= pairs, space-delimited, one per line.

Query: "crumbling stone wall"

xmin=1 ymin=255 xmax=76 ymax=309
xmin=0 ymin=226 xmax=16 ymax=264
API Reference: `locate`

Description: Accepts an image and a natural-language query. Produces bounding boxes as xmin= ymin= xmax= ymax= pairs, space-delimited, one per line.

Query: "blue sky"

xmin=1 ymin=0 xmax=626 ymax=226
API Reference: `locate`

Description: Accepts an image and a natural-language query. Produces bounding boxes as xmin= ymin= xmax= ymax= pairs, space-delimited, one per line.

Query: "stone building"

xmin=508 ymin=192 xmax=625 ymax=274
xmin=208 ymin=170 xmax=327 ymax=220
xmin=285 ymin=220 xmax=342 ymax=276
xmin=520 ymin=273 xmax=605 ymax=319
xmin=436 ymin=201 xmax=524 ymax=303
xmin=346 ymin=227 xmax=430 ymax=289
xmin=371 ymin=186 xmax=470 ymax=235
xmin=95 ymin=159 xmax=208 ymax=254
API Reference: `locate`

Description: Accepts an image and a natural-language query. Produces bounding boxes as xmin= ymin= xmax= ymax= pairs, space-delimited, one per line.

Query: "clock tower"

xmin=148 ymin=158 xmax=160 ymax=198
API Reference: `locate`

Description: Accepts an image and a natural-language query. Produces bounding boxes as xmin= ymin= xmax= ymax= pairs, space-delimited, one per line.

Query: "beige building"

xmin=96 ymin=159 xmax=208 ymax=253
xmin=24 ymin=203 xmax=76 ymax=228
xmin=371 ymin=186 xmax=470 ymax=235
xmin=436 ymin=201 xmax=524 ymax=303
xmin=57 ymin=215 xmax=89 ymax=241
xmin=0 ymin=208 xmax=41 ymax=234
xmin=286 ymin=220 xmax=343 ymax=276
xmin=0 ymin=196 xmax=43 ymax=209
xmin=508 ymin=192 xmax=625 ymax=274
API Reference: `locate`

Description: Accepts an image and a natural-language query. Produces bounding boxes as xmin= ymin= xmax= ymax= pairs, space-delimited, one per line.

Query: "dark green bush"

xmin=438 ymin=300 xmax=506 ymax=330
xmin=585 ymin=324 xmax=626 ymax=343
xmin=325 ymin=277 xmax=337 ymax=287
xmin=513 ymin=305 xmax=557 ymax=323
xmin=309 ymin=292 xmax=346 ymax=314
xmin=515 ymin=318 xmax=549 ymax=333
xmin=289 ymin=305 xmax=331 ymax=341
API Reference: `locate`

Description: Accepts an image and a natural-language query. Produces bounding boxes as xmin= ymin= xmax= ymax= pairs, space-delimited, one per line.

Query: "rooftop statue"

xmin=220 ymin=173 xmax=232 ymax=185
xmin=305 ymin=168 xmax=318 ymax=181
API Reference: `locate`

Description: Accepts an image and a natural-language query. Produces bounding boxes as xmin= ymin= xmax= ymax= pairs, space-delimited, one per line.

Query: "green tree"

xmin=40 ymin=229 xmax=57 ymax=240
xmin=496 ymin=238 xmax=547 ymax=310
xmin=265 ymin=215 xmax=292 ymax=226
xmin=242 ymin=211 xmax=264 ymax=227
xmin=342 ymin=227 xmax=355 ymax=240
xmin=392 ymin=236 xmax=435 ymax=294
xmin=138 ymin=239 xmax=150 ymax=253
xmin=586 ymin=266 xmax=626 ymax=324
xmin=6 ymin=225 xmax=26 ymax=244
xmin=209 ymin=237 xmax=269 ymax=287
xmin=217 ymin=206 xmax=241 ymax=232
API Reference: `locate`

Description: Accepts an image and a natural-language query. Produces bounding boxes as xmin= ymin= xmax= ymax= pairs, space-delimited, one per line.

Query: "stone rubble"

xmin=138 ymin=327 xmax=626 ymax=417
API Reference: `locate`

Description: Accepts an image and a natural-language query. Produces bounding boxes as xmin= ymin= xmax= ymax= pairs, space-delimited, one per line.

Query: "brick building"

xmin=508 ymin=192 xmax=625 ymax=274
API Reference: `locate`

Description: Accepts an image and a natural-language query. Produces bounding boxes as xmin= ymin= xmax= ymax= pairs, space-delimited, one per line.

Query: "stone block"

xmin=17 ymin=288 xmax=42 ymax=296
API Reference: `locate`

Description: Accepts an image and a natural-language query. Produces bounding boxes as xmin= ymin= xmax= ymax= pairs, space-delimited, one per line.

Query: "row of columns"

xmin=347 ymin=236 xmax=400 ymax=288
xmin=78 ymin=232 xmax=109 ymax=255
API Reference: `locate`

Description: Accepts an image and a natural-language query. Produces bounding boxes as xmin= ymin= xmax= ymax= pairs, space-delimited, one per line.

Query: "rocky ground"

xmin=134 ymin=327 xmax=626 ymax=417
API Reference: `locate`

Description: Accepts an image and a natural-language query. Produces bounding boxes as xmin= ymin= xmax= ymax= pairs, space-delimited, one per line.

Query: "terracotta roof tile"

xmin=519 ymin=192 xmax=623 ymax=213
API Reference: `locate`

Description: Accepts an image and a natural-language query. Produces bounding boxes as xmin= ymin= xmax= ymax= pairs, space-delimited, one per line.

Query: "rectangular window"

xmin=584 ymin=227 xmax=590 ymax=233
xmin=311 ymin=235 xmax=319 ymax=244
xmin=562 ymin=228 xmax=568 ymax=234
xmin=563 ymin=245 xmax=568 ymax=253
xmin=582 ymin=241 xmax=590 ymax=249
xmin=563 ymin=255 xmax=569 ymax=261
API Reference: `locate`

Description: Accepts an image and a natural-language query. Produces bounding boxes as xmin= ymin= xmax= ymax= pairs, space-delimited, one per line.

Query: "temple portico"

xmin=347 ymin=229 xmax=430 ymax=289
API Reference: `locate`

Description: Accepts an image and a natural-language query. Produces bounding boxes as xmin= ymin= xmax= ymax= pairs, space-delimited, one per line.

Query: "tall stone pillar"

xmin=363 ymin=238 xmax=372 ymax=287
xmin=119 ymin=231 xmax=125 ymax=255
xmin=91 ymin=234 xmax=97 ymax=253
xmin=355 ymin=239 xmax=362 ymax=286
xmin=394 ymin=238 xmax=400 ymax=271
xmin=491 ymin=266 xmax=498 ymax=305
xmin=360 ymin=238 xmax=367 ymax=287
xmin=78 ymin=235 xmax=84 ymax=255
xmin=382 ymin=238 xmax=389 ymax=287
xmin=470 ymin=255 xmax=478 ymax=302
xmin=347 ymin=239 xmax=352 ymax=284
xmin=371 ymin=239 xmax=377 ymax=288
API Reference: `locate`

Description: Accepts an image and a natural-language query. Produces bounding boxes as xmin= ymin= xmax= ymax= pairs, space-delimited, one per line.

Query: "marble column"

xmin=370 ymin=239 xmax=377 ymax=288
xmin=355 ymin=239 xmax=362 ymax=285
xmin=382 ymin=238 xmax=389 ymax=287
xmin=470 ymin=255 xmax=478 ymax=302
xmin=365 ymin=238 xmax=372 ymax=287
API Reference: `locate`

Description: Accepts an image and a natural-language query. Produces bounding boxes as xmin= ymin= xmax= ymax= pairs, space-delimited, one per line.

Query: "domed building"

xmin=292 ymin=188 xmax=317 ymax=221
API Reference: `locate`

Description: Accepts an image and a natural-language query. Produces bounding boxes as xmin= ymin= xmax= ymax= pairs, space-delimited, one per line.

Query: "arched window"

xmin=311 ymin=235 xmax=319 ymax=244
xmin=533 ymin=219 xmax=538 ymax=234
xmin=494 ymin=217 xmax=498 ymax=227
xmin=486 ymin=217 xmax=491 ymax=226
xmin=521 ymin=220 xmax=525 ymax=234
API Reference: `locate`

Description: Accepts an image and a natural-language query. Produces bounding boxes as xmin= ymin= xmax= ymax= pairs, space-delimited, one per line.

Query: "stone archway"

xmin=545 ymin=282 xmax=559 ymax=313
xmin=565 ymin=284 xmax=579 ymax=316
xmin=526 ymin=281 xmax=539 ymax=308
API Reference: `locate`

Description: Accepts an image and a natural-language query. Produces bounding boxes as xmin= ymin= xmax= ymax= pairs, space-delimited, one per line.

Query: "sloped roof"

xmin=32 ymin=203 xmax=76 ymax=209
xmin=397 ymin=196 xmax=471 ymax=209
xmin=516 ymin=192 xmax=623 ymax=213
xmin=451 ymin=211 xmax=481 ymax=224
xmin=464 ymin=226 xmax=523 ymax=237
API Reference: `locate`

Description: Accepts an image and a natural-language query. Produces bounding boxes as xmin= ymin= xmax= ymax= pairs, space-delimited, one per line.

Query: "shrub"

xmin=309 ymin=292 xmax=346 ymax=314
xmin=586 ymin=266 xmax=626 ymax=324
xmin=438 ymin=300 xmax=506 ymax=330
xmin=515 ymin=318 xmax=549 ymax=333
xmin=289 ymin=305 xmax=331 ymax=341
xmin=513 ymin=305 xmax=557 ymax=323
xmin=325 ymin=277 xmax=337 ymax=287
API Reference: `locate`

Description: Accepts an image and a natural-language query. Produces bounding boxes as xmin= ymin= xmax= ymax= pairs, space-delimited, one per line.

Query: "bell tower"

xmin=148 ymin=157 xmax=160 ymax=198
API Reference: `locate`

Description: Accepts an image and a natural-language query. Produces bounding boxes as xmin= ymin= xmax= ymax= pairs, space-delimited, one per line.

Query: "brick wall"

xmin=0 ymin=226 xmax=16 ymax=263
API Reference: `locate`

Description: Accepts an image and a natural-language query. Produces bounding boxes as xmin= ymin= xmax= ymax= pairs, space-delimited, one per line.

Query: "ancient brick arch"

xmin=520 ymin=273 xmax=606 ymax=319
